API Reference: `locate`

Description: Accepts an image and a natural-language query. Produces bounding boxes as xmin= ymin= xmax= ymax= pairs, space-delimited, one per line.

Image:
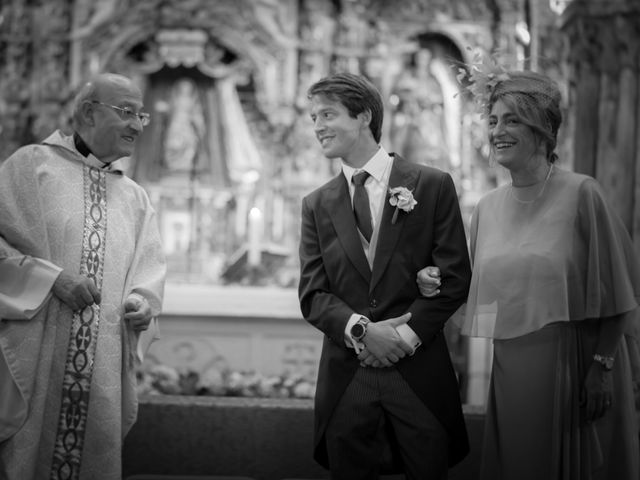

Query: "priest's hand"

xmin=52 ymin=270 xmax=101 ymax=311
xmin=123 ymin=295 xmax=152 ymax=331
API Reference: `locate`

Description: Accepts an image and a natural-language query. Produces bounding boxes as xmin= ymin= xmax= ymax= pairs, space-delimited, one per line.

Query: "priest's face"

xmin=88 ymin=79 xmax=146 ymax=164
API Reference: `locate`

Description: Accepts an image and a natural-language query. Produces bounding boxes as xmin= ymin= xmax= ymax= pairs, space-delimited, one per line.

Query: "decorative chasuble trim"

xmin=50 ymin=166 xmax=107 ymax=480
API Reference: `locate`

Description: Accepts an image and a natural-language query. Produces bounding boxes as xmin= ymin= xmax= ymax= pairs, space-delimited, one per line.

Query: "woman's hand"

xmin=581 ymin=362 xmax=614 ymax=422
xmin=416 ymin=266 xmax=441 ymax=297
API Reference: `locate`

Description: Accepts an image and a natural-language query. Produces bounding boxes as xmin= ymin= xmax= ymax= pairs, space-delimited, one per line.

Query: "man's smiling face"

xmin=309 ymin=94 xmax=371 ymax=166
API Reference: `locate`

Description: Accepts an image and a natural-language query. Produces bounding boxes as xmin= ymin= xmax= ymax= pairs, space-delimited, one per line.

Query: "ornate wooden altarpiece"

xmin=0 ymin=0 xmax=579 ymax=400
xmin=60 ymin=0 xmax=509 ymax=285
xmin=65 ymin=0 xmax=499 ymax=398
xmin=0 ymin=0 xmax=554 ymax=286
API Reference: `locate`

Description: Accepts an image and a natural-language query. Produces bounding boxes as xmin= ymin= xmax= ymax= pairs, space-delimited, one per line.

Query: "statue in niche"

xmin=390 ymin=50 xmax=449 ymax=170
xmin=163 ymin=78 xmax=205 ymax=173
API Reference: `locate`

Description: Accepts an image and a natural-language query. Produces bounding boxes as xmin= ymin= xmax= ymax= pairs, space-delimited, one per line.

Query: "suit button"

xmin=370 ymin=299 xmax=377 ymax=308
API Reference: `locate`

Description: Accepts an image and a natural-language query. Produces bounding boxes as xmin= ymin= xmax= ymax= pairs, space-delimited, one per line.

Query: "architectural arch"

xmin=386 ymin=32 xmax=466 ymax=175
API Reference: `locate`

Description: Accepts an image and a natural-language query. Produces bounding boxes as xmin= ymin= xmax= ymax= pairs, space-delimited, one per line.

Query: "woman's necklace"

xmin=510 ymin=164 xmax=554 ymax=204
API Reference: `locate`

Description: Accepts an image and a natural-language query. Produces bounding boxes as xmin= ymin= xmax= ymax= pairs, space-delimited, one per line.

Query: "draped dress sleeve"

xmin=456 ymin=168 xmax=640 ymax=340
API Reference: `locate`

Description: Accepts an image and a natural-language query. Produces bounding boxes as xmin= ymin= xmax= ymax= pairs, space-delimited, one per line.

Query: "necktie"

xmin=352 ymin=171 xmax=373 ymax=242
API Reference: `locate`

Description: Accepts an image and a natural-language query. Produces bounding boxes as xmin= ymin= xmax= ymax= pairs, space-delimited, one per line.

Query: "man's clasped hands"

xmin=356 ymin=266 xmax=441 ymax=368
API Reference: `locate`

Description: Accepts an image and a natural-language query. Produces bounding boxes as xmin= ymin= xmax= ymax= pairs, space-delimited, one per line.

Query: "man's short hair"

xmin=307 ymin=72 xmax=384 ymax=143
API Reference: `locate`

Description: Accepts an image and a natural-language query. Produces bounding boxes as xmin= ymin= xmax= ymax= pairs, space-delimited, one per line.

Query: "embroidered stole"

xmin=50 ymin=166 xmax=107 ymax=480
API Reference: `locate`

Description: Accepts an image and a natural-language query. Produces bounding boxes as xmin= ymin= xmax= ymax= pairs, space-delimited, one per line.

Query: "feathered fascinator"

xmin=456 ymin=47 xmax=562 ymax=139
xmin=455 ymin=47 xmax=511 ymax=116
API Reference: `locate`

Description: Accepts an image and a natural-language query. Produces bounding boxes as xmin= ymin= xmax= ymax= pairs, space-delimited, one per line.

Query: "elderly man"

xmin=0 ymin=73 xmax=166 ymax=479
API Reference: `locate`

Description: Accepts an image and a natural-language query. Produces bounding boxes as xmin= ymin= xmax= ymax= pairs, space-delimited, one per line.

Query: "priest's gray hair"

xmin=71 ymin=73 xmax=135 ymax=128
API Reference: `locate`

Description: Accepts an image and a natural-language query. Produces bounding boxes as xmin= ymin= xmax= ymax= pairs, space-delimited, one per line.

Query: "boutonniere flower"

xmin=388 ymin=186 xmax=417 ymax=224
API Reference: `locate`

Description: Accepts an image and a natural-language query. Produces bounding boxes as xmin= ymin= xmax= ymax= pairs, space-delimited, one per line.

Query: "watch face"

xmin=351 ymin=323 xmax=365 ymax=339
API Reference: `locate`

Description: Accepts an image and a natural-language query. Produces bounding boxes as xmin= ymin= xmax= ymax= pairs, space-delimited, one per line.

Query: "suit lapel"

xmin=370 ymin=154 xmax=418 ymax=293
xmin=324 ymin=175 xmax=372 ymax=283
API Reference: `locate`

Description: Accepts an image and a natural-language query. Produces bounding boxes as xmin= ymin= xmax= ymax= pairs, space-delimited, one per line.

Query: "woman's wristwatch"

xmin=592 ymin=353 xmax=614 ymax=371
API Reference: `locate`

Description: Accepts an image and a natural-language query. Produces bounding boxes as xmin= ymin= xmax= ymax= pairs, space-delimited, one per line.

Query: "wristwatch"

xmin=350 ymin=318 xmax=370 ymax=341
xmin=593 ymin=353 xmax=614 ymax=371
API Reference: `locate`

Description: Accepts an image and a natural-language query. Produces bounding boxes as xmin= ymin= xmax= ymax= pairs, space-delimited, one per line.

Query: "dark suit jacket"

xmin=298 ymin=154 xmax=472 ymax=469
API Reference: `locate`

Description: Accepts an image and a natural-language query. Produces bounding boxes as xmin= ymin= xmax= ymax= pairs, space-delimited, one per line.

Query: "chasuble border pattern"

xmin=50 ymin=166 xmax=107 ymax=480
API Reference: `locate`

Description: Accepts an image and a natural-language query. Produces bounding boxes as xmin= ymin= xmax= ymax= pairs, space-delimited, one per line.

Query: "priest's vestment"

xmin=0 ymin=131 xmax=166 ymax=479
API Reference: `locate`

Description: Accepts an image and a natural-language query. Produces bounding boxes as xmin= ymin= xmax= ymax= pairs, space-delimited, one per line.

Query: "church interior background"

xmin=0 ymin=0 xmax=576 ymax=403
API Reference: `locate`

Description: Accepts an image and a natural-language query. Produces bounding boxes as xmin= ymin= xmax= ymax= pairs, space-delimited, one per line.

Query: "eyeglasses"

xmin=90 ymin=101 xmax=151 ymax=126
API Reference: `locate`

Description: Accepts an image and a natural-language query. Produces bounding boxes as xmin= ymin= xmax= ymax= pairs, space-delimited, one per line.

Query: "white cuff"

xmin=396 ymin=323 xmax=421 ymax=355
xmin=126 ymin=292 xmax=147 ymax=307
xmin=135 ymin=317 xmax=160 ymax=363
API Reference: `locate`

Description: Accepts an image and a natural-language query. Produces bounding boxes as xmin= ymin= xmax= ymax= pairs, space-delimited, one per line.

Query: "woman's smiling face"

xmin=488 ymin=98 xmax=540 ymax=171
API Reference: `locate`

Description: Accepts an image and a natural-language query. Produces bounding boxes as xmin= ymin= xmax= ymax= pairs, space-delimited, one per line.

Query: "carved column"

xmin=0 ymin=0 xmax=71 ymax=162
xmin=561 ymin=0 xmax=640 ymax=247
xmin=0 ymin=1 xmax=34 ymax=161
xmin=30 ymin=1 xmax=73 ymax=139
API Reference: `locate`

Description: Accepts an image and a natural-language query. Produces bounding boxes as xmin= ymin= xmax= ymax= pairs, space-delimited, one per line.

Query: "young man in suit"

xmin=298 ymin=72 xmax=471 ymax=479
